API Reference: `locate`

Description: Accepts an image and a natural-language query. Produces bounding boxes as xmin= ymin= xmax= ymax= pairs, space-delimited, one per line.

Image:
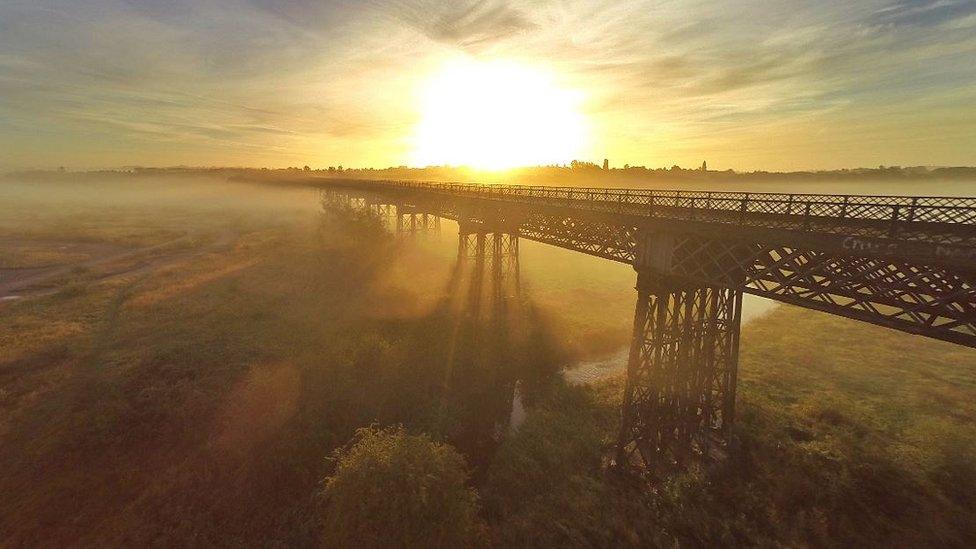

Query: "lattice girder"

xmin=321 ymin=186 xmax=976 ymax=349
xmin=324 ymin=179 xmax=976 ymax=265
xmin=458 ymin=228 xmax=521 ymax=310
xmin=655 ymin=233 xmax=976 ymax=346
xmin=616 ymin=274 xmax=742 ymax=472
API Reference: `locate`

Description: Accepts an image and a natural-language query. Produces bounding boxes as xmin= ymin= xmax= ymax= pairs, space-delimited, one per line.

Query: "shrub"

xmin=321 ymin=426 xmax=486 ymax=548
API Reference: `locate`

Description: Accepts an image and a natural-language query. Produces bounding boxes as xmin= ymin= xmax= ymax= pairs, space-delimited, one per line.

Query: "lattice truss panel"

xmin=322 ymin=187 xmax=976 ymax=347
xmin=459 ymin=232 xmax=521 ymax=308
xmin=617 ymin=281 xmax=741 ymax=471
xmin=519 ymin=213 xmax=636 ymax=263
xmin=664 ymin=236 xmax=976 ymax=346
xmin=365 ymin=203 xmax=398 ymax=229
xmin=396 ymin=211 xmax=441 ymax=234
xmin=320 ymin=189 xmax=356 ymax=209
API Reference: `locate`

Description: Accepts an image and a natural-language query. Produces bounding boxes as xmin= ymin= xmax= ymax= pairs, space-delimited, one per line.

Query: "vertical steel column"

xmin=486 ymin=233 xmax=520 ymax=307
xmin=449 ymin=219 xmax=525 ymax=453
xmin=617 ymin=231 xmax=743 ymax=473
xmin=503 ymin=233 xmax=520 ymax=297
xmin=395 ymin=208 xmax=440 ymax=236
xmin=457 ymin=220 xmax=521 ymax=318
xmin=617 ymin=277 xmax=741 ymax=471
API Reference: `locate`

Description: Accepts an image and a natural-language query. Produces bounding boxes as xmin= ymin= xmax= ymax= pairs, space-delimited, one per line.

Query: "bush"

xmin=321 ymin=426 xmax=486 ymax=548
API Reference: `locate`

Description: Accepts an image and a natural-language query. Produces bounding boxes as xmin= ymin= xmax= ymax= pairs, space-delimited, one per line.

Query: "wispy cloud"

xmin=0 ymin=0 xmax=974 ymax=169
xmin=393 ymin=0 xmax=536 ymax=49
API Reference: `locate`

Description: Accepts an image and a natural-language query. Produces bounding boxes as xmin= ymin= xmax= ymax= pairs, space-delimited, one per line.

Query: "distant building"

xmin=603 ymin=158 xmax=609 ymax=170
xmin=701 ymin=161 xmax=707 ymax=172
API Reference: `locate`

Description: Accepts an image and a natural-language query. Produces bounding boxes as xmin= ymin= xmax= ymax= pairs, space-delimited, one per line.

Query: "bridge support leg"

xmin=320 ymin=188 xmax=352 ymax=209
xmin=616 ymin=272 xmax=742 ymax=473
xmin=366 ymin=202 xmax=397 ymax=229
xmin=447 ymin=222 xmax=523 ymax=445
xmin=458 ymin=223 xmax=520 ymax=303
xmin=487 ymin=232 xmax=520 ymax=303
xmin=396 ymin=208 xmax=441 ymax=236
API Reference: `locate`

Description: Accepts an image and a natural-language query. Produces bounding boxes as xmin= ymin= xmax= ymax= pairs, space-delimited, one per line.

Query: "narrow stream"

xmin=509 ymin=295 xmax=779 ymax=430
xmin=563 ymin=294 xmax=778 ymax=385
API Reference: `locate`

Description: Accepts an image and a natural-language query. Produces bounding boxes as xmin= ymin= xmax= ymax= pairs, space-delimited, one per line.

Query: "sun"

xmin=411 ymin=58 xmax=588 ymax=170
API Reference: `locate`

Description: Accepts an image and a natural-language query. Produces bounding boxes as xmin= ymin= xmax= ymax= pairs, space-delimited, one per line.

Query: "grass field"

xmin=484 ymin=304 xmax=976 ymax=547
xmin=1 ymin=175 xmax=974 ymax=546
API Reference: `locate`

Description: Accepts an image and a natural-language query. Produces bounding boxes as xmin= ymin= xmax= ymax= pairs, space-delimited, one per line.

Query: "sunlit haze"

xmin=2 ymin=2 xmax=976 ymax=546
xmin=411 ymin=59 xmax=587 ymax=169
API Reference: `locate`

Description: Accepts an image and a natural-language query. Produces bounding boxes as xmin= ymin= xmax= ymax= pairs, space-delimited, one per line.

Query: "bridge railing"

xmin=348 ymin=179 xmax=976 ymax=228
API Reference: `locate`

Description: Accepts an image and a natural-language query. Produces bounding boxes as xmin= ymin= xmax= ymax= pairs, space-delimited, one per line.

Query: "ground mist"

xmin=1 ymin=174 xmax=974 ymax=547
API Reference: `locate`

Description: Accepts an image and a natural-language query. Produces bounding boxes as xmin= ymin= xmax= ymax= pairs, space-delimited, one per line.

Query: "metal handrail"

xmin=329 ymin=179 xmax=976 ymax=227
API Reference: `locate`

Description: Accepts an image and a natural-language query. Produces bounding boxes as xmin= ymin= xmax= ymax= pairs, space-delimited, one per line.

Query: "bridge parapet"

xmin=330 ymin=178 xmax=976 ymax=228
xmin=321 ymin=180 xmax=976 ymax=346
xmin=323 ymin=178 xmax=976 ymax=268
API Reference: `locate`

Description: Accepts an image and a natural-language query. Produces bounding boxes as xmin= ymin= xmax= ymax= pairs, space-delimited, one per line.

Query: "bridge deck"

xmin=320 ymin=178 xmax=976 ymax=347
xmin=326 ymin=178 xmax=976 ymax=267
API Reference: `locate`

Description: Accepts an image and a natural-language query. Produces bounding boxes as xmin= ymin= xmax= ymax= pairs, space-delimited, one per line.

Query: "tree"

xmin=321 ymin=426 xmax=486 ymax=548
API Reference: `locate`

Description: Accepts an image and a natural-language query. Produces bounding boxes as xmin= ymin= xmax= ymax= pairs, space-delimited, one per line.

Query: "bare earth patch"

xmin=0 ymin=231 xmax=238 ymax=301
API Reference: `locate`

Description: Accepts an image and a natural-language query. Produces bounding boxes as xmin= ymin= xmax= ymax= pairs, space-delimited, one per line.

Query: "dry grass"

xmin=483 ymin=305 xmax=976 ymax=547
xmin=2 ymin=175 xmax=974 ymax=546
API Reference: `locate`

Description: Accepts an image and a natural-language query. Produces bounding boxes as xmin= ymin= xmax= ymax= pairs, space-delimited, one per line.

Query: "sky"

xmin=1 ymin=0 xmax=975 ymax=171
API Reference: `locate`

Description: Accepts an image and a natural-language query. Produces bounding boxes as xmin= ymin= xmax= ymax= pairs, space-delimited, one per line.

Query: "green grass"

xmin=0 ymin=193 xmax=519 ymax=545
xmin=482 ymin=305 xmax=976 ymax=547
xmin=2 ymin=176 xmax=974 ymax=547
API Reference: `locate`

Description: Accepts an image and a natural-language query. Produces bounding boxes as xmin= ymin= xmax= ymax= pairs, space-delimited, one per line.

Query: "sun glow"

xmin=411 ymin=58 xmax=588 ymax=170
